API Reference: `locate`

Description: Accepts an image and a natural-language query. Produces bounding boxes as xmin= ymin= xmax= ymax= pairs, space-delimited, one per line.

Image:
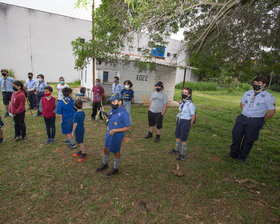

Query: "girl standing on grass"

xmin=169 ymin=88 xmax=196 ymax=161
xmin=8 ymin=80 xmax=27 ymax=141
xmin=56 ymin=76 xmax=69 ymax=101
xmin=121 ymin=80 xmax=134 ymax=123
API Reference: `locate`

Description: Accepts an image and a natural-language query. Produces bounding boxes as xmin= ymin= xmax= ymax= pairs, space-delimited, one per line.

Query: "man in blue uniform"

xmin=34 ymin=74 xmax=48 ymax=116
xmin=227 ymin=76 xmax=276 ymax=162
xmin=96 ymin=93 xmax=131 ymax=177
xmin=0 ymin=69 xmax=14 ymax=117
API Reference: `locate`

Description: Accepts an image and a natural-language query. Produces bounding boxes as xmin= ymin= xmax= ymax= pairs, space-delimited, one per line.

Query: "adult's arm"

xmin=265 ymin=109 xmax=276 ymax=120
xmin=161 ymin=104 xmax=167 ymax=116
xmin=240 ymin=103 xmax=244 ymax=109
xmin=109 ymin=126 xmax=131 ymax=135
xmin=191 ymin=114 xmax=196 ymax=126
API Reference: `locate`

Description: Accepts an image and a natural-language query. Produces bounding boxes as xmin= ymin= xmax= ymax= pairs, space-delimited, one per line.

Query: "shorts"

xmin=2 ymin=92 xmax=13 ymax=105
xmin=61 ymin=117 xmax=73 ymax=134
xmin=0 ymin=116 xmax=4 ymax=128
xmin=75 ymin=129 xmax=84 ymax=144
xmin=148 ymin=110 xmax=163 ymax=129
xmin=175 ymin=118 xmax=191 ymax=141
xmin=104 ymin=130 xmax=125 ymax=153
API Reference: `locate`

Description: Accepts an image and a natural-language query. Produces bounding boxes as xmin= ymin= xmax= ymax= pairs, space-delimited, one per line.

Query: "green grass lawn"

xmin=0 ymin=87 xmax=279 ymax=223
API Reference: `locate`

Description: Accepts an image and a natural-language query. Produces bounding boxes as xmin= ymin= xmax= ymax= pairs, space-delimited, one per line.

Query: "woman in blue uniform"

xmin=169 ymin=88 xmax=196 ymax=161
xmin=96 ymin=93 xmax=131 ymax=177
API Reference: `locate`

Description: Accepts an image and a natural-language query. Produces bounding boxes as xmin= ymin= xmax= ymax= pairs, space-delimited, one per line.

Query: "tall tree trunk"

xmin=268 ymin=71 xmax=274 ymax=90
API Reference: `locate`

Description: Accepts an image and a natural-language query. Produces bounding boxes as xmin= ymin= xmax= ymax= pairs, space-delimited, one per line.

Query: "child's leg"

xmin=0 ymin=128 xmax=3 ymax=139
xmin=44 ymin=118 xmax=51 ymax=139
xmin=50 ymin=116 xmax=56 ymax=139
xmin=19 ymin=112 xmax=26 ymax=138
xmin=13 ymin=115 xmax=21 ymax=137
xmin=175 ymin=138 xmax=181 ymax=152
xmin=181 ymin=141 xmax=187 ymax=156
xmin=79 ymin=143 xmax=85 ymax=154
xmin=91 ymin=102 xmax=97 ymax=119
xmin=103 ymin=147 xmax=109 ymax=164
xmin=113 ymin=152 xmax=121 ymax=169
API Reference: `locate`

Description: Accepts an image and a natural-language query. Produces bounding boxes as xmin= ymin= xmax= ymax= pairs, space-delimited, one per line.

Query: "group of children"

xmin=1 ymin=70 xmax=196 ymax=176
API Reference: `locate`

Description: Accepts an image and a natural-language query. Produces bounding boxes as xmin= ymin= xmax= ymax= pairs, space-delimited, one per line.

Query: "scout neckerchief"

xmin=248 ymin=90 xmax=263 ymax=108
xmin=177 ymin=99 xmax=192 ymax=119
xmin=3 ymin=77 xmax=7 ymax=90
xmin=104 ymin=107 xmax=120 ymax=130
xmin=62 ymin=96 xmax=72 ymax=105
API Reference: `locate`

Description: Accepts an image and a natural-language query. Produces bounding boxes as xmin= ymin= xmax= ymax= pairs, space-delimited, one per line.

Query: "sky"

xmin=0 ymin=0 xmax=183 ymax=40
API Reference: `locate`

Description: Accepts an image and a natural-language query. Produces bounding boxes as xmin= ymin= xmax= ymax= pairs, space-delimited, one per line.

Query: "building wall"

xmin=0 ymin=3 xmax=91 ymax=82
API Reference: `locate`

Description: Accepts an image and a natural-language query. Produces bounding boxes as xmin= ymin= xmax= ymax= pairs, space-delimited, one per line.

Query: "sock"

xmin=182 ymin=144 xmax=187 ymax=156
xmin=5 ymin=108 xmax=8 ymax=113
xmin=103 ymin=154 xmax=109 ymax=165
xmin=113 ymin=158 xmax=120 ymax=169
xmin=175 ymin=142 xmax=180 ymax=152
xmin=69 ymin=139 xmax=74 ymax=145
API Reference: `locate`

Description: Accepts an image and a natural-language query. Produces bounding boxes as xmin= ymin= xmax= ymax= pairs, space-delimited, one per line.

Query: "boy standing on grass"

xmin=39 ymin=86 xmax=57 ymax=144
xmin=34 ymin=74 xmax=48 ymax=117
xmin=96 ymin=93 xmax=131 ymax=177
xmin=72 ymin=99 xmax=87 ymax=162
xmin=57 ymin=87 xmax=76 ymax=149
xmin=90 ymin=79 xmax=104 ymax=122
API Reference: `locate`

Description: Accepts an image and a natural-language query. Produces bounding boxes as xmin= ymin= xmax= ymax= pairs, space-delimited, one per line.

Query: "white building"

xmin=0 ymin=3 xmax=91 ymax=82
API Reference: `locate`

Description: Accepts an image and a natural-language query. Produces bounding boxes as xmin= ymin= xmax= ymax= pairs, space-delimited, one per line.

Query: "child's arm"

xmin=39 ymin=100 xmax=43 ymax=113
xmin=59 ymin=114 xmax=63 ymax=123
xmin=71 ymin=122 xmax=77 ymax=137
xmin=53 ymin=100 xmax=58 ymax=113
xmin=109 ymin=126 xmax=130 ymax=136
xmin=100 ymin=106 xmax=108 ymax=120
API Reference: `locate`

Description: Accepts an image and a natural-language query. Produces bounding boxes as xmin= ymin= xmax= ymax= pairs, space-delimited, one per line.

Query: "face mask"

xmin=111 ymin=103 xmax=119 ymax=109
xmin=253 ymin=84 xmax=261 ymax=91
xmin=182 ymin=94 xmax=188 ymax=99
xmin=60 ymin=81 xmax=65 ymax=85
xmin=96 ymin=83 xmax=100 ymax=86
xmin=114 ymin=80 xmax=118 ymax=83
xmin=125 ymin=85 xmax=130 ymax=89
xmin=44 ymin=92 xmax=51 ymax=97
xmin=28 ymin=76 xmax=32 ymax=79
xmin=156 ymin=88 xmax=161 ymax=92
xmin=2 ymin=73 xmax=7 ymax=77
xmin=38 ymin=78 xmax=42 ymax=82
xmin=13 ymin=86 xmax=18 ymax=91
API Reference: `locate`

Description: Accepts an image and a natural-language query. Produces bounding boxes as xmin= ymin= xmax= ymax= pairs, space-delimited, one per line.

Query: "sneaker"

xmin=106 ymin=168 xmax=118 ymax=177
xmin=4 ymin=112 xmax=9 ymax=118
xmin=49 ymin=138 xmax=55 ymax=144
xmin=45 ymin=139 xmax=51 ymax=144
xmin=169 ymin=149 xmax=180 ymax=154
xmin=68 ymin=144 xmax=77 ymax=149
xmin=154 ymin=135 xmax=160 ymax=143
xmin=176 ymin=155 xmax=186 ymax=161
xmin=144 ymin=132 xmax=153 ymax=139
xmin=63 ymin=139 xmax=70 ymax=144
xmin=100 ymin=120 xmax=104 ymax=123
xmin=78 ymin=154 xmax=88 ymax=162
xmin=96 ymin=163 xmax=109 ymax=172
xmin=73 ymin=151 xmax=82 ymax=157
xmin=89 ymin=118 xmax=95 ymax=121
xmin=21 ymin=136 xmax=27 ymax=141
xmin=33 ymin=114 xmax=41 ymax=117
xmin=14 ymin=136 xmax=21 ymax=141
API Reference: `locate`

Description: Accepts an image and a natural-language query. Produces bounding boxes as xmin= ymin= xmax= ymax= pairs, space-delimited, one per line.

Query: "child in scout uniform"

xmin=8 ymin=81 xmax=27 ymax=141
xmin=0 ymin=116 xmax=4 ymax=143
xmin=72 ymin=99 xmax=87 ymax=162
xmin=169 ymin=88 xmax=196 ymax=161
xmin=121 ymin=80 xmax=134 ymax=123
xmin=34 ymin=74 xmax=48 ymax=116
xmin=96 ymin=93 xmax=131 ymax=177
xmin=56 ymin=76 xmax=69 ymax=101
xmin=56 ymin=87 xmax=76 ymax=149
xmin=0 ymin=69 xmax=14 ymax=117
xmin=39 ymin=86 xmax=58 ymax=144
xmin=144 ymin=81 xmax=168 ymax=142
xmin=24 ymin=72 xmax=38 ymax=109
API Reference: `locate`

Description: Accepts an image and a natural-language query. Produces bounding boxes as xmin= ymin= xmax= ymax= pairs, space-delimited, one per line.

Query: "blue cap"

xmin=108 ymin=93 xmax=123 ymax=101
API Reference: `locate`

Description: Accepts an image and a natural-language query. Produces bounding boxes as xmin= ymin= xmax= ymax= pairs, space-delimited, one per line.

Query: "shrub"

xmin=8 ymin=69 xmax=16 ymax=78
xmin=175 ymin=81 xmax=217 ymax=91
xmin=237 ymin=83 xmax=251 ymax=91
xmin=270 ymin=84 xmax=280 ymax=92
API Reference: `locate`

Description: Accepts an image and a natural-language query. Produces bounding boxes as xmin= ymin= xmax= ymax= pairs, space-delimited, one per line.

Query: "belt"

xmin=242 ymin=114 xmax=263 ymax=119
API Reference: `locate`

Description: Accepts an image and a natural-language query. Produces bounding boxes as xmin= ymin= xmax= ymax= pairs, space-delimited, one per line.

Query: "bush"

xmin=175 ymin=81 xmax=217 ymax=91
xmin=237 ymin=83 xmax=251 ymax=91
xmin=270 ymin=84 xmax=280 ymax=92
xmin=8 ymin=69 xmax=16 ymax=79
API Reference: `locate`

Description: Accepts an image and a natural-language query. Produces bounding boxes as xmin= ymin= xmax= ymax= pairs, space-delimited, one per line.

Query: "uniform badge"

xmin=272 ymin=103 xmax=276 ymax=106
xmin=261 ymin=94 xmax=265 ymax=98
xmin=256 ymin=102 xmax=260 ymax=106
xmin=114 ymin=121 xmax=118 ymax=125
xmin=247 ymin=94 xmax=250 ymax=96
xmin=245 ymin=100 xmax=248 ymax=104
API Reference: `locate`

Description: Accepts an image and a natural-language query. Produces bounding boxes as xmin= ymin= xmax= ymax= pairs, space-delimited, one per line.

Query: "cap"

xmin=108 ymin=93 xmax=123 ymax=101
xmin=155 ymin=81 xmax=164 ymax=88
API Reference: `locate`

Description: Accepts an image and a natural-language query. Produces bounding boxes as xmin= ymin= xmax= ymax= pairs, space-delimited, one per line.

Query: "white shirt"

xmin=56 ymin=83 xmax=69 ymax=100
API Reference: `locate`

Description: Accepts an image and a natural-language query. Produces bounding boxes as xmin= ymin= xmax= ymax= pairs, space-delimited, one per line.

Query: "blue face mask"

xmin=111 ymin=103 xmax=119 ymax=109
xmin=96 ymin=83 xmax=100 ymax=86
xmin=60 ymin=81 xmax=65 ymax=85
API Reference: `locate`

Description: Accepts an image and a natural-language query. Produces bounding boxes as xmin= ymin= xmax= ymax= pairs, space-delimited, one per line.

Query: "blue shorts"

xmin=175 ymin=118 xmax=191 ymax=141
xmin=61 ymin=117 xmax=73 ymax=134
xmin=0 ymin=116 xmax=4 ymax=128
xmin=104 ymin=130 xmax=125 ymax=153
xmin=75 ymin=129 xmax=84 ymax=144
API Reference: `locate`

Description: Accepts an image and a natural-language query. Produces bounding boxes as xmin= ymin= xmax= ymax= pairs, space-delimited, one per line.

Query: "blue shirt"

xmin=35 ymin=81 xmax=48 ymax=92
xmin=0 ymin=76 xmax=14 ymax=92
xmin=177 ymin=100 xmax=196 ymax=120
xmin=106 ymin=106 xmax=131 ymax=131
xmin=112 ymin=83 xmax=122 ymax=94
xmin=73 ymin=111 xmax=85 ymax=132
xmin=121 ymin=88 xmax=134 ymax=101
xmin=241 ymin=89 xmax=276 ymax=118
xmin=25 ymin=79 xmax=38 ymax=90
xmin=56 ymin=97 xmax=76 ymax=119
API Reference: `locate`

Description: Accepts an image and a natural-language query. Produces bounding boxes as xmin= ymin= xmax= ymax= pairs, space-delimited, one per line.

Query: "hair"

xmin=37 ymin=74 xmax=44 ymax=79
xmin=96 ymin=78 xmax=100 ymax=82
xmin=183 ymin=87 xmax=192 ymax=98
xmin=59 ymin=76 xmax=64 ymax=80
xmin=28 ymin=72 xmax=33 ymax=76
xmin=74 ymin=99 xmax=83 ymax=109
xmin=114 ymin=76 xmax=119 ymax=81
xmin=124 ymin=80 xmax=133 ymax=87
xmin=13 ymin=80 xmax=28 ymax=97
xmin=254 ymin=76 xmax=267 ymax=85
xmin=62 ymin=87 xmax=72 ymax=97
xmin=44 ymin=86 xmax=53 ymax=92
xmin=1 ymin=69 xmax=8 ymax=73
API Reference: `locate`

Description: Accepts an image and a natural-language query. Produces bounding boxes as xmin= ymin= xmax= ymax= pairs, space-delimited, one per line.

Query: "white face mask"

xmin=38 ymin=78 xmax=42 ymax=82
xmin=125 ymin=85 xmax=130 ymax=89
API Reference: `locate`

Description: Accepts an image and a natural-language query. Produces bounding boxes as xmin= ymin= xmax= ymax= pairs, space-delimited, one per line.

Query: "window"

xmin=151 ymin=46 xmax=166 ymax=58
xmin=137 ymin=47 xmax=142 ymax=53
xmin=129 ymin=46 xmax=133 ymax=52
xmin=103 ymin=71 xmax=109 ymax=82
xmin=173 ymin=54 xmax=177 ymax=58
xmin=167 ymin=52 xmax=171 ymax=57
